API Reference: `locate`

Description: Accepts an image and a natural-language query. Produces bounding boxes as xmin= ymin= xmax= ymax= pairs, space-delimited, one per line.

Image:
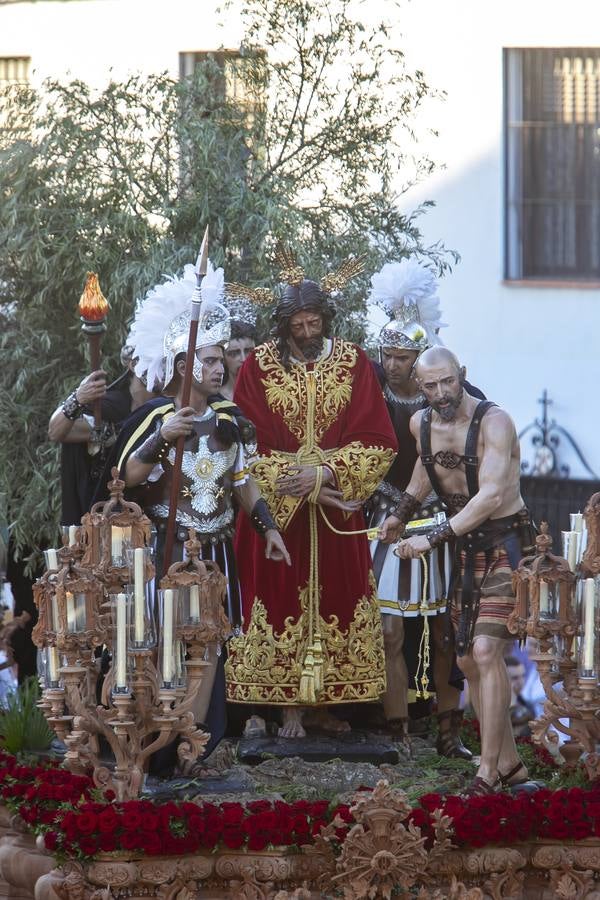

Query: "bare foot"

xmin=304 ymin=708 xmax=351 ymax=733
xmin=243 ymin=714 xmax=267 ymax=738
xmin=278 ymin=707 xmax=306 ymax=738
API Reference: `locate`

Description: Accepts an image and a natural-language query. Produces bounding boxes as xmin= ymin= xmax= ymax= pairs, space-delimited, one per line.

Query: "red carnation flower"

xmin=78 ymin=836 xmax=98 ymax=857
xmin=76 ymin=812 xmax=98 ymax=835
xmin=99 ymin=834 xmax=117 ymax=853
xmin=44 ymin=832 xmax=59 ymax=851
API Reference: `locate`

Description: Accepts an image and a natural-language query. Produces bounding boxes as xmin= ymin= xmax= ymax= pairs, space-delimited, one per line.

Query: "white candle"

xmin=562 ymin=531 xmax=579 ymax=572
xmin=162 ymin=589 xmax=174 ymax=684
xmin=111 ymin=526 xmax=123 ymax=564
xmin=116 ymin=593 xmax=127 ymax=689
xmin=539 ymin=581 xmax=549 ymax=615
xmin=66 ymin=591 xmax=76 ymax=632
xmin=46 ymin=549 xmax=58 ymax=571
xmin=48 ymin=647 xmax=60 ymax=684
xmin=75 ymin=594 xmax=86 ymax=632
xmin=571 ymin=513 xmax=584 ymax=533
xmin=190 ymin=584 xmax=200 ymax=622
xmin=583 ymin=578 xmax=596 ymax=672
xmin=51 ymin=595 xmax=60 ymax=631
xmin=68 ymin=525 xmax=77 ymax=546
xmin=133 ymin=548 xmax=145 ymax=643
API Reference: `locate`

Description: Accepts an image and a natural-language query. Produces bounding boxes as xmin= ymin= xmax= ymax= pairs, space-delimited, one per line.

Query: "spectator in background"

xmin=505 ymin=654 xmax=536 ymax=738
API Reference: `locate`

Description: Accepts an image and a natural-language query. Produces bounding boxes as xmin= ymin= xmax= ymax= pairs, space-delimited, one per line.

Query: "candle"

xmin=133 ymin=548 xmax=145 ymax=643
xmin=75 ymin=594 xmax=86 ymax=632
xmin=66 ymin=591 xmax=76 ymax=632
xmin=162 ymin=589 xmax=174 ymax=684
xmin=48 ymin=647 xmax=60 ymax=685
xmin=539 ymin=581 xmax=549 ymax=615
xmin=68 ymin=525 xmax=77 ymax=546
xmin=46 ymin=549 xmax=58 ymax=571
xmin=570 ymin=513 xmax=584 ymax=533
xmin=583 ymin=578 xmax=596 ymax=672
xmin=51 ymin=595 xmax=60 ymax=631
xmin=116 ymin=593 xmax=127 ymax=689
xmin=111 ymin=526 xmax=123 ymax=565
xmin=562 ymin=531 xmax=579 ymax=573
xmin=190 ymin=584 xmax=200 ymax=622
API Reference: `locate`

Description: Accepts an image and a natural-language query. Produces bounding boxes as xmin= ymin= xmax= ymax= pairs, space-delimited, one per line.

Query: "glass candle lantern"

xmin=158 ymin=588 xmax=181 ymax=689
xmin=44 ymin=548 xmax=60 ymax=572
xmin=578 ymin=576 xmax=599 ymax=678
xmin=61 ymin=525 xmax=79 ymax=548
xmin=110 ymin=591 xmax=131 ymax=693
xmin=64 ymin=591 xmax=87 ymax=634
xmin=126 ymin=548 xmax=156 ymax=649
xmin=180 ymin=583 xmax=203 ymax=626
xmin=109 ymin=524 xmax=132 ymax=568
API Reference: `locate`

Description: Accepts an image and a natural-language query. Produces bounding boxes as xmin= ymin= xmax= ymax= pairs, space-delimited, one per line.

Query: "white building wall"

xmin=0 ymin=0 xmax=597 ymax=477
xmin=0 ymin=0 xmax=243 ymax=83
xmin=387 ymin=0 xmax=600 ymax=479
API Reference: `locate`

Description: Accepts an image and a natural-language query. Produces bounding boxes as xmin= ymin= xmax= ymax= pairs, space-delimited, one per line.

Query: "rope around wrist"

xmin=61 ymin=390 xmax=86 ymax=421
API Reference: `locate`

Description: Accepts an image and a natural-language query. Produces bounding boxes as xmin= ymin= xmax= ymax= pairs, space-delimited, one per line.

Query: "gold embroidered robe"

xmin=225 ymin=339 xmax=397 ymax=705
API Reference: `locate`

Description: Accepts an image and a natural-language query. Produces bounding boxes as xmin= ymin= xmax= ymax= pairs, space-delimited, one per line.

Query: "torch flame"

xmin=78 ymin=272 xmax=109 ymax=322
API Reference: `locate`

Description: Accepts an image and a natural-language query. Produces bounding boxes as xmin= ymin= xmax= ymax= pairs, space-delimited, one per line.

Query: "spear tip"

xmin=195 ymin=225 xmax=209 ymax=278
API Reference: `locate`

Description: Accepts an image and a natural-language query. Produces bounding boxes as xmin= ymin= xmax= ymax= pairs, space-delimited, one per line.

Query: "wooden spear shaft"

xmin=162 ymin=227 xmax=209 ymax=573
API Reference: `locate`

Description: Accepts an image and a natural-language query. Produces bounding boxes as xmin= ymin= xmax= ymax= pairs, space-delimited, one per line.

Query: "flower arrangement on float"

xmin=0 ymin=746 xmax=598 ymax=863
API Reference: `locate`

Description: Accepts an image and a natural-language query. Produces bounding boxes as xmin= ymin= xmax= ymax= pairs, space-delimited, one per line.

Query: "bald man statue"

xmin=386 ymin=347 xmax=536 ymax=796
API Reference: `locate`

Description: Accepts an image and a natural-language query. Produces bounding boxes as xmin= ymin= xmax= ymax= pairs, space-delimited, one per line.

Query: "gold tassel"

xmin=417 ymin=614 xmax=432 ymax=699
xmin=414 ymin=553 xmax=432 ymax=699
xmin=299 ymin=649 xmax=316 ymax=704
xmin=312 ymin=634 xmax=324 ymax=695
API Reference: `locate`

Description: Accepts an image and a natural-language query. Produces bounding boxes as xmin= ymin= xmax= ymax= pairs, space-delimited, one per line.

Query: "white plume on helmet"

xmin=369 ymin=258 xmax=446 ymax=351
xmin=128 ymin=261 xmax=230 ymax=391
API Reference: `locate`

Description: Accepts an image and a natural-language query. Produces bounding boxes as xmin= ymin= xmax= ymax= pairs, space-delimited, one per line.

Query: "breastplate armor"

xmin=144 ymin=414 xmax=238 ymax=539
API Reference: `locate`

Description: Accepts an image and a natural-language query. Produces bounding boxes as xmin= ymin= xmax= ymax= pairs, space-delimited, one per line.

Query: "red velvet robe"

xmin=225 ymin=338 xmax=397 ymax=706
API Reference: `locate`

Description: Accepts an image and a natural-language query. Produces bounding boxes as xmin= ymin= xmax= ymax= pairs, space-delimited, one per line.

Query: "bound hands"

xmin=378 ymin=514 xmax=404 ymax=544
xmin=394 ymin=535 xmax=431 ymax=559
xmin=265 ymin=530 xmax=292 ymax=566
xmin=275 ymin=464 xmax=331 ymax=498
xmin=316 ymin=484 xmax=363 ymax=514
xmin=75 ymin=370 xmax=107 ymax=406
xmin=160 ymin=407 xmax=196 ymax=443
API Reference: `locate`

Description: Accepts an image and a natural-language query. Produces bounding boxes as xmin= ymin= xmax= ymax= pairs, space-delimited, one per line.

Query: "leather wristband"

xmin=427 ymin=519 xmax=455 ymax=549
xmin=388 ymin=491 xmax=420 ymax=523
xmin=250 ymin=498 xmax=278 ymax=537
xmin=62 ymin=390 xmax=85 ymax=421
xmin=134 ymin=423 xmax=171 ymax=465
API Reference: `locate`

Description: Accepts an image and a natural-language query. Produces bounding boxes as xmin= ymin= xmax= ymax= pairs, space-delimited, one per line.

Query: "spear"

xmin=78 ymin=272 xmax=109 ymax=428
xmin=162 ymin=226 xmax=209 ymax=572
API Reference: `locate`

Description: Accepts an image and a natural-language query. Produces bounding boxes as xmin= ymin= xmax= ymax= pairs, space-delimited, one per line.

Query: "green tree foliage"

xmin=0 ymin=0 xmax=455 ymax=562
xmin=0 ymin=677 xmax=54 ymax=754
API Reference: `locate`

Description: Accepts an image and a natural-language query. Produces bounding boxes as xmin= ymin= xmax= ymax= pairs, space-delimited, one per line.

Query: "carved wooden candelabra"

xmin=33 ymin=471 xmax=230 ymax=799
xmin=511 ymin=497 xmax=600 ymax=778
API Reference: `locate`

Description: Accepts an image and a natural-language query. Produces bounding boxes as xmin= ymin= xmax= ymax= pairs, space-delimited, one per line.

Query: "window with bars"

xmin=0 ymin=57 xmax=30 ymax=84
xmin=504 ymin=48 xmax=600 ymax=281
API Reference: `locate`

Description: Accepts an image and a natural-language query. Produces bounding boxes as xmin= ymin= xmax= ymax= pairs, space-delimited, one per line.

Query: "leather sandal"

xmin=460 ymin=775 xmax=501 ymax=798
xmin=498 ymin=761 xmax=529 ymax=788
xmin=436 ymin=709 xmax=473 ymax=761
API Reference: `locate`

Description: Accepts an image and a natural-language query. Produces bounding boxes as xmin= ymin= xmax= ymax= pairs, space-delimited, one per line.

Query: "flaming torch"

xmin=78 ymin=273 xmax=109 ymax=427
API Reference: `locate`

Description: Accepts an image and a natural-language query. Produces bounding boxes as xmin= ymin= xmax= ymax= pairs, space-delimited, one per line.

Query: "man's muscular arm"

xmin=445 ymin=408 xmax=515 ymax=537
xmin=378 ymin=409 xmax=432 ymax=543
xmin=396 ymin=409 xmax=516 ymax=558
